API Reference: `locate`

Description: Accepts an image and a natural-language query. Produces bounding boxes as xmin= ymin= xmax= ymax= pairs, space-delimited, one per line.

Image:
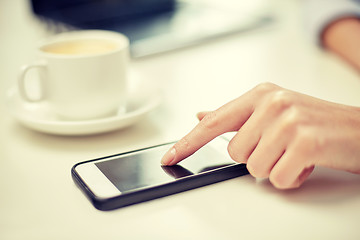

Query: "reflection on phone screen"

xmin=95 ymin=145 xmax=235 ymax=193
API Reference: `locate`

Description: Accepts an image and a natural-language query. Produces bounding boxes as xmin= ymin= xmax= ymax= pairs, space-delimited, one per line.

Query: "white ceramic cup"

xmin=18 ymin=30 xmax=129 ymax=120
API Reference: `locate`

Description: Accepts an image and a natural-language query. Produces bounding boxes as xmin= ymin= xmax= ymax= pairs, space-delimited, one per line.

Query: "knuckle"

xmin=253 ymin=82 xmax=278 ymax=94
xmin=175 ymin=137 xmax=191 ymax=152
xmin=277 ymin=106 xmax=303 ymax=136
xmin=227 ymin=141 xmax=244 ymax=162
xmin=269 ymin=173 xmax=292 ymax=189
xmin=267 ymin=90 xmax=294 ymax=111
xmin=199 ymin=111 xmax=220 ymax=131
xmin=293 ymin=128 xmax=324 ymax=156
xmin=247 ymin=161 xmax=270 ymax=178
xmin=227 ymin=141 xmax=238 ymax=161
xmin=294 ymin=130 xmax=312 ymax=150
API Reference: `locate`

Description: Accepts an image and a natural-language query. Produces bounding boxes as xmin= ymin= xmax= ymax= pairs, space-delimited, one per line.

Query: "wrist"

xmin=322 ymin=17 xmax=360 ymax=70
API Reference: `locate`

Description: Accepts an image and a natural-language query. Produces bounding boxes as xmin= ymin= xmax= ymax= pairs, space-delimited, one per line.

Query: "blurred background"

xmin=29 ymin=0 xmax=273 ymax=57
xmin=4 ymin=0 xmax=360 ymax=128
xmin=0 ymin=0 xmax=280 ymax=121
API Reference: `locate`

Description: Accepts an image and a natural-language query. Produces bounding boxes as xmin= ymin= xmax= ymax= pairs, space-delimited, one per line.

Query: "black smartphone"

xmin=71 ymin=137 xmax=248 ymax=211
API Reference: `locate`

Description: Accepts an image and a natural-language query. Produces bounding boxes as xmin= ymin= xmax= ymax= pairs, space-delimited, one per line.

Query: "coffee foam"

xmin=42 ymin=39 xmax=119 ymax=55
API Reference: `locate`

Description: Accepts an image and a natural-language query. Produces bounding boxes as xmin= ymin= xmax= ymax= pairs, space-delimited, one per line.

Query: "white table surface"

xmin=1 ymin=0 xmax=360 ymax=239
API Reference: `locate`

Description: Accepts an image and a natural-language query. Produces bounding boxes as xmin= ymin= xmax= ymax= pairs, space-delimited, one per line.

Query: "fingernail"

xmin=161 ymin=147 xmax=176 ymax=166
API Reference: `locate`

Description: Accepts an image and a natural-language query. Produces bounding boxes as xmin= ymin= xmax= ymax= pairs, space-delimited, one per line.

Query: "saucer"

xmin=6 ymin=73 xmax=161 ymax=136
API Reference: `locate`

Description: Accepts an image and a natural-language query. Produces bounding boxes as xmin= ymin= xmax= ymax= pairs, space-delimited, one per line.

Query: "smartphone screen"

xmin=72 ymin=137 xmax=248 ymax=210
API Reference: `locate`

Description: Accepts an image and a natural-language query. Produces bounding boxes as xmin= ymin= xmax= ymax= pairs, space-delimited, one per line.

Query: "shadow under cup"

xmin=19 ymin=30 xmax=130 ymax=120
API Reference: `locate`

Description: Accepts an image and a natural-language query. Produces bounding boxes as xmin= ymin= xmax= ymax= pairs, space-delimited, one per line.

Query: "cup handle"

xmin=18 ymin=60 xmax=47 ymax=102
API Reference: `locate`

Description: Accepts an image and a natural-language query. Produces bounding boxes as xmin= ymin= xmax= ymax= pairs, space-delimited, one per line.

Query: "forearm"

xmin=322 ymin=17 xmax=360 ymax=71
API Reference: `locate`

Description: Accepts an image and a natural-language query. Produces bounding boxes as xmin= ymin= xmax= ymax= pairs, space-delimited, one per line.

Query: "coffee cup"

xmin=18 ymin=30 xmax=129 ymax=120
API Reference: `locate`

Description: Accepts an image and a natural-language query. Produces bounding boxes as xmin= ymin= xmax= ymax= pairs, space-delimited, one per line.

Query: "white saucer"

xmin=6 ymin=72 xmax=161 ymax=136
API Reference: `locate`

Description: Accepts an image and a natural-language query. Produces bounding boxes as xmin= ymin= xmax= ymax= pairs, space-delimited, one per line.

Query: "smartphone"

xmin=71 ymin=137 xmax=248 ymax=211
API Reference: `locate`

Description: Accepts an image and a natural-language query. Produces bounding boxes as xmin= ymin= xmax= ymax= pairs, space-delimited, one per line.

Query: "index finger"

xmin=160 ymin=91 xmax=256 ymax=166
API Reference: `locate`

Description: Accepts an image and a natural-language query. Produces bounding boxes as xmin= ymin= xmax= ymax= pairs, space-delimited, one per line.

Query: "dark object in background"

xmin=31 ymin=0 xmax=176 ymax=29
xmin=31 ymin=0 xmax=273 ymax=58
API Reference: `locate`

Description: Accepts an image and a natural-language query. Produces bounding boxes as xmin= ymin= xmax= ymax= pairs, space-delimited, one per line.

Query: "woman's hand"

xmin=161 ymin=83 xmax=360 ymax=189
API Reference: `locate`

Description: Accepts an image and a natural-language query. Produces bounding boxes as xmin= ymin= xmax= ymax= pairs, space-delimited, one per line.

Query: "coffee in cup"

xmin=42 ymin=39 xmax=119 ymax=55
xmin=18 ymin=30 xmax=129 ymax=120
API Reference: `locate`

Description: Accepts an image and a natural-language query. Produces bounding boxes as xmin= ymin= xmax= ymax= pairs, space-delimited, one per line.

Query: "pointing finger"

xmin=161 ymin=93 xmax=255 ymax=165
